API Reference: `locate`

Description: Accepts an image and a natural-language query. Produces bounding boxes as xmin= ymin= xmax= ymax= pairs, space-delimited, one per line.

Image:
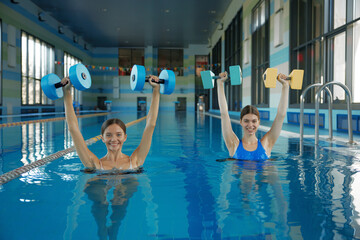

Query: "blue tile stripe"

xmin=270 ymin=47 xmax=289 ymax=67
xmin=243 ymin=66 xmax=251 ymax=78
xmin=3 ymin=70 xmax=21 ymax=81
xmin=90 ymin=53 xmax=118 ymax=58
xmin=145 ymin=53 xmax=158 ymax=59
xmin=0 ymin=33 xmax=21 ymax=47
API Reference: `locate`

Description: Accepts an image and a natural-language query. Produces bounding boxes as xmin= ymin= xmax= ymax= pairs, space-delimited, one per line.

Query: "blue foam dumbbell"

xmin=41 ymin=63 xmax=92 ymax=100
xmin=130 ymin=65 xmax=176 ymax=95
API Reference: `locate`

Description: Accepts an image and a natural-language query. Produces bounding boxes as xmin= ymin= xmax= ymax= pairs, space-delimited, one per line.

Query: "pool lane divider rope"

xmin=0 ymin=116 xmax=147 ymax=185
xmin=0 ymin=112 xmax=110 ymax=128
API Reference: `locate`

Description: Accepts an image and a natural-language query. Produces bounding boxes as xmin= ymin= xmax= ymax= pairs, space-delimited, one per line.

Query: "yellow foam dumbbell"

xmin=262 ymin=68 xmax=304 ymax=90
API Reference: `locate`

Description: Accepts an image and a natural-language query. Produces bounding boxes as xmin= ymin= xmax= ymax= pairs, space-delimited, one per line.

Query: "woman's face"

xmin=101 ymin=123 xmax=127 ymax=151
xmin=240 ymin=113 xmax=260 ymax=136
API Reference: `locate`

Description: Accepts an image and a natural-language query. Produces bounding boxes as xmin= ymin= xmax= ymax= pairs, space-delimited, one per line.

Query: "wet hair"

xmin=240 ymin=105 xmax=260 ymax=120
xmin=101 ymin=118 xmax=126 ymax=135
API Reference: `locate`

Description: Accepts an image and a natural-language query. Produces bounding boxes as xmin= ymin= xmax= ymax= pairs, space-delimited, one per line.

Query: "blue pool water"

xmin=0 ymin=111 xmax=360 ymax=239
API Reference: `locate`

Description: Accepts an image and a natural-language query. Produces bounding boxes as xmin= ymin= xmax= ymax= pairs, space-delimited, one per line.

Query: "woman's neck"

xmin=104 ymin=150 xmax=126 ymax=162
xmin=242 ymin=135 xmax=258 ymax=145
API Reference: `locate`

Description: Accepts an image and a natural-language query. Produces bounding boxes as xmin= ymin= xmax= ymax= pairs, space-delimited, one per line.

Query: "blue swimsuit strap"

xmin=233 ymin=139 xmax=269 ymax=160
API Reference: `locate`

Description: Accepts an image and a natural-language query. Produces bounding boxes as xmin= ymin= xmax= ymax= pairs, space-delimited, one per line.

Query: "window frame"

xmin=0 ymin=19 xmax=2 ymax=106
xmin=118 ymin=48 xmax=144 ymax=76
xmin=158 ymin=49 xmax=184 ymax=76
xmin=251 ymin=0 xmax=270 ymax=107
xmin=225 ymin=9 xmax=243 ymax=111
xmin=290 ymin=0 xmax=360 ymax=108
xmin=211 ymin=39 xmax=222 ymax=110
xmin=21 ymin=31 xmax=55 ymax=106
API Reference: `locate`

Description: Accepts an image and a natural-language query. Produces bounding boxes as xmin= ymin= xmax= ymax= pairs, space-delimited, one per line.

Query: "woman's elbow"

xmin=277 ymin=112 xmax=286 ymax=119
xmin=145 ymin=122 xmax=156 ymax=130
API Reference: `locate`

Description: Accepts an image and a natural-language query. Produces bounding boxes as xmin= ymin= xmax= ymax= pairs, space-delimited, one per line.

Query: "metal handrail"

xmin=315 ymin=81 xmax=355 ymax=145
xmin=300 ymin=83 xmax=333 ymax=142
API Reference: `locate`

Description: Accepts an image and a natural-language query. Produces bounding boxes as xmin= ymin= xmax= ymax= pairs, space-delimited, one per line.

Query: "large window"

xmin=290 ymin=0 xmax=360 ymax=106
xmin=290 ymin=0 xmax=324 ymax=105
xmin=0 ymin=20 xmax=2 ymax=106
xmin=64 ymin=52 xmax=81 ymax=102
xmin=118 ymin=48 xmax=144 ymax=75
xmin=158 ymin=49 xmax=183 ymax=76
xmin=21 ymin=31 xmax=54 ymax=105
xmin=211 ymin=39 xmax=222 ymax=110
xmin=225 ymin=9 xmax=243 ymax=111
xmin=354 ymin=19 xmax=360 ymax=103
xmin=251 ymin=0 xmax=270 ymax=107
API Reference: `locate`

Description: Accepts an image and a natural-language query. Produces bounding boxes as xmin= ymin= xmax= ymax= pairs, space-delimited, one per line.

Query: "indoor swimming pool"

xmin=0 ymin=111 xmax=359 ymax=239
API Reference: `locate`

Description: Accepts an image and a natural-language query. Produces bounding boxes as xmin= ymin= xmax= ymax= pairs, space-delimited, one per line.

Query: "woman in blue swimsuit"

xmin=217 ymin=71 xmax=289 ymax=160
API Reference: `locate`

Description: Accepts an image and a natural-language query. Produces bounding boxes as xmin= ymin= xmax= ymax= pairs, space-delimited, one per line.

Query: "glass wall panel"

xmin=158 ymin=49 xmax=183 ymax=76
xmin=251 ymin=0 xmax=269 ymax=106
xmin=289 ymin=0 xmax=360 ymax=106
xmin=353 ymin=21 xmax=360 ymax=102
xmin=211 ymin=40 xmax=222 ymax=110
xmin=21 ymin=31 xmax=54 ymax=106
xmin=0 ymin=20 xmax=1 ymax=105
xmin=118 ymin=48 xmax=144 ymax=75
xmin=334 ymin=0 xmax=346 ymax=29
xmin=355 ymin=0 xmax=360 ymax=18
xmin=332 ymin=32 xmax=346 ymax=100
xmin=225 ymin=10 xmax=242 ymax=111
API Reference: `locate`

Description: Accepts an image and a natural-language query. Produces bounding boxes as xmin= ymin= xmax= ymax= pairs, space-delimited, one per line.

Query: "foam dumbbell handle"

xmin=145 ymin=77 xmax=165 ymax=84
xmin=276 ymin=75 xmax=291 ymax=80
xmin=54 ymin=81 xmax=69 ymax=88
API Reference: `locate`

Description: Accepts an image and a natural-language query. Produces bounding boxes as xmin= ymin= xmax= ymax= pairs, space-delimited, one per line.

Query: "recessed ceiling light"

xmin=102 ymin=8 xmax=107 ymax=12
xmin=165 ymin=29 xmax=170 ymax=32
xmin=209 ymin=10 xmax=216 ymax=14
xmin=164 ymin=9 xmax=170 ymax=13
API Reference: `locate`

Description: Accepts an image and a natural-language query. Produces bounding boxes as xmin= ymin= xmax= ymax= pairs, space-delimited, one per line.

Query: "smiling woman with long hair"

xmin=61 ymin=75 xmax=160 ymax=170
xmin=216 ymin=71 xmax=290 ymax=160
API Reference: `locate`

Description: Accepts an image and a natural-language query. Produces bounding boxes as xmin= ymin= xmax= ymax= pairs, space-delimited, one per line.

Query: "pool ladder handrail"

xmin=315 ymin=81 xmax=356 ymax=145
xmin=300 ymin=83 xmax=333 ymax=142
